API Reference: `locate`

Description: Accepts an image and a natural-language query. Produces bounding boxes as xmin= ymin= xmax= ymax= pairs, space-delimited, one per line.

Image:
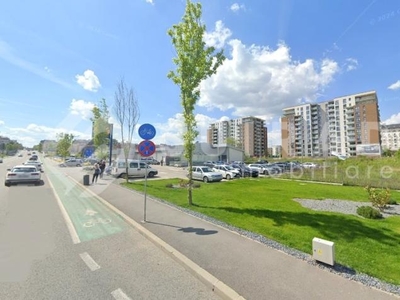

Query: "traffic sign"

xmin=138 ymin=123 xmax=156 ymax=140
xmin=138 ymin=140 xmax=156 ymax=157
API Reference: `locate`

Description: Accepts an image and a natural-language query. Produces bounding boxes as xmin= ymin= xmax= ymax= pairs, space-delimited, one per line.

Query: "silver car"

xmin=59 ymin=159 xmax=83 ymax=167
xmin=5 ymin=165 xmax=42 ymax=186
xmin=24 ymin=160 xmax=43 ymax=172
xmin=190 ymin=166 xmax=223 ymax=183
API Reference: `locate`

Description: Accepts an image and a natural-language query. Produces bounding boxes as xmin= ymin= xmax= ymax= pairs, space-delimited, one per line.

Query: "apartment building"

xmin=207 ymin=116 xmax=268 ymax=157
xmin=380 ymin=123 xmax=400 ymax=151
xmin=281 ymin=91 xmax=380 ymax=158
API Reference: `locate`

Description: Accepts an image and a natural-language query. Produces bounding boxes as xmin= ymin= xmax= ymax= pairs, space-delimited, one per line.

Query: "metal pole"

xmin=108 ymin=124 xmax=113 ymax=166
xmin=143 ymin=163 xmax=148 ymax=222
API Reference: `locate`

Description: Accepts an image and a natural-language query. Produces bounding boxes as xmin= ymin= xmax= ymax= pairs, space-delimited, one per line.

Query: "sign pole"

xmin=138 ymin=123 xmax=156 ymax=223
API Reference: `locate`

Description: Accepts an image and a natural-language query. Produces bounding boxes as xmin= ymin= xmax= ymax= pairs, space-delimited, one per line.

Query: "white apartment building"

xmin=207 ymin=117 xmax=268 ymax=157
xmin=380 ymin=123 xmax=400 ymax=151
xmin=281 ymin=91 xmax=380 ymax=158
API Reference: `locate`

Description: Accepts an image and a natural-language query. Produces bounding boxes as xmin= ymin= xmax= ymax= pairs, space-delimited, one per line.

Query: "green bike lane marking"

xmin=44 ymin=161 xmax=128 ymax=243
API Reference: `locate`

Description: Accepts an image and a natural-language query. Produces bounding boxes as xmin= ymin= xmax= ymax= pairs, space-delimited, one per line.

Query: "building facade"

xmin=281 ymin=91 xmax=381 ymax=158
xmin=207 ymin=117 xmax=268 ymax=157
xmin=380 ymin=123 xmax=400 ymax=151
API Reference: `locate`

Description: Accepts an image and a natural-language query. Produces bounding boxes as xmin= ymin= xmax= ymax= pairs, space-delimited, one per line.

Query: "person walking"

xmin=92 ymin=162 xmax=100 ymax=184
xmin=99 ymin=160 xmax=106 ymax=179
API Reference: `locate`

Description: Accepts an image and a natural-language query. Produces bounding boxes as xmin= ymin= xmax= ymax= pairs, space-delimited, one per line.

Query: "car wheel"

xmin=226 ymin=174 xmax=231 ymax=180
xmin=203 ymin=176 xmax=209 ymax=183
xmin=5 ymin=182 xmax=10 ymax=187
xmin=119 ymin=173 xmax=127 ymax=179
xmin=77 ymin=164 xmax=81 ymax=167
xmin=148 ymin=172 xmax=155 ymax=178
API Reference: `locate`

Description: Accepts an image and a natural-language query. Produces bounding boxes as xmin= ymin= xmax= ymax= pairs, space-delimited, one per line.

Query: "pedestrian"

xmin=160 ymin=158 xmax=164 ymax=166
xmin=99 ymin=160 xmax=106 ymax=178
xmin=92 ymin=163 xmax=100 ymax=184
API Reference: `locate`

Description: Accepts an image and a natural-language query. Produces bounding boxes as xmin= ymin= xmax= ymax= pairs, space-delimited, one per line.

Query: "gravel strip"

xmin=144 ymin=193 xmax=400 ymax=297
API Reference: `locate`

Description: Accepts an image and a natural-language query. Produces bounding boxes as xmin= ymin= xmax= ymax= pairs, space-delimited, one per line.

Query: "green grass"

xmin=278 ymin=157 xmax=400 ymax=189
xmin=123 ymin=177 xmax=400 ymax=286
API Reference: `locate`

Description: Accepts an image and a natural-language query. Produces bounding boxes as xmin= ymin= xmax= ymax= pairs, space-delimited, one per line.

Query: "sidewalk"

xmin=65 ymin=170 xmax=399 ymax=300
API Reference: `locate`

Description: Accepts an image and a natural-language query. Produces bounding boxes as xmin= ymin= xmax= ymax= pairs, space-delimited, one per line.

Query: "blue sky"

xmin=0 ymin=0 xmax=399 ymax=148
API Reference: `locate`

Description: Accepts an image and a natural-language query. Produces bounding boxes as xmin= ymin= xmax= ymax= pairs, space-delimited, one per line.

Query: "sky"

xmin=0 ymin=0 xmax=399 ymax=148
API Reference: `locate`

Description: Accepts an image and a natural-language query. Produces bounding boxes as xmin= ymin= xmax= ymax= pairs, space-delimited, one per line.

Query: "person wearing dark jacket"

xmin=99 ymin=160 xmax=106 ymax=179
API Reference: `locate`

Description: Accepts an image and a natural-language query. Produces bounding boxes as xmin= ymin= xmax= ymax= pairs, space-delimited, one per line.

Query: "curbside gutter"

xmin=67 ymin=175 xmax=245 ymax=300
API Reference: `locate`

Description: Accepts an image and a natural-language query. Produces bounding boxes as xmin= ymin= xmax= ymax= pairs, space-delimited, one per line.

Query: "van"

xmin=111 ymin=159 xmax=158 ymax=178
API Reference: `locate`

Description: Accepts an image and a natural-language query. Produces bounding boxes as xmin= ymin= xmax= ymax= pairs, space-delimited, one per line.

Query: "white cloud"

xmin=75 ymin=70 xmax=101 ymax=92
xmin=382 ymin=113 xmax=400 ymax=125
xmin=204 ymin=21 xmax=232 ymax=49
xmin=4 ymin=123 xmax=91 ymax=148
xmin=69 ymin=99 xmax=95 ymax=120
xmin=345 ymin=58 xmax=358 ymax=71
xmin=199 ymin=39 xmax=339 ymax=119
xmin=0 ymin=120 xmax=4 ymax=126
xmin=388 ymin=80 xmax=400 ymax=90
xmin=145 ymin=0 xmax=154 ymax=5
xmin=230 ymin=3 xmax=245 ymax=12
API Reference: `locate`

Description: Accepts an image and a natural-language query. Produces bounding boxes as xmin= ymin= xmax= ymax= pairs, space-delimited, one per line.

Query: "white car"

xmin=5 ymin=165 xmax=42 ymax=186
xmin=24 ymin=160 xmax=43 ymax=172
xmin=111 ymin=159 xmax=158 ymax=178
xmin=301 ymin=162 xmax=319 ymax=169
xmin=190 ymin=166 xmax=223 ymax=183
xmin=212 ymin=164 xmax=240 ymax=180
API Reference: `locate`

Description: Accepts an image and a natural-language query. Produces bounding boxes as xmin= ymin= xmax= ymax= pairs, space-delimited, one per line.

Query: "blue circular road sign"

xmin=138 ymin=140 xmax=156 ymax=157
xmin=138 ymin=123 xmax=156 ymax=140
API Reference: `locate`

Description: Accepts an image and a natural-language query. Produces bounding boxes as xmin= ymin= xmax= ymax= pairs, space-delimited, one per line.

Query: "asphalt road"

xmin=0 ymin=155 xmax=221 ymax=300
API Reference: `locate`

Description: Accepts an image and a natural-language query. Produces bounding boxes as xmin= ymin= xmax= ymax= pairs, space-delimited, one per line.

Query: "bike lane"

xmin=44 ymin=162 xmax=128 ymax=243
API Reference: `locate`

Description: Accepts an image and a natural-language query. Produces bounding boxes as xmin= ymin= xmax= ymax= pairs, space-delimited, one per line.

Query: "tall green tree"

xmin=56 ymin=133 xmax=74 ymax=158
xmin=167 ymin=0 xmax=225 ymax=205
xmin=91 ymin=98 xmax=110 ymax=149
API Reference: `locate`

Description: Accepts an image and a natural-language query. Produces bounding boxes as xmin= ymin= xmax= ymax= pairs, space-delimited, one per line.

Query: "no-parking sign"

xmin=138 ymin=140 xmax=156 ymax=157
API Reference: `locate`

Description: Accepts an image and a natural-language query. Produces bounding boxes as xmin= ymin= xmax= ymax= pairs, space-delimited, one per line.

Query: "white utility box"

xmin=312 ymin=237 xmax=335 ymax=266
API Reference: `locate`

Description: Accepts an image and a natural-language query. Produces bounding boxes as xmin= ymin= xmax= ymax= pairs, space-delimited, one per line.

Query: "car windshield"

xmin=200 ymin=167 xmax=212 ymax=172
xmin=12 ymin=167 xmax=36 ymax=172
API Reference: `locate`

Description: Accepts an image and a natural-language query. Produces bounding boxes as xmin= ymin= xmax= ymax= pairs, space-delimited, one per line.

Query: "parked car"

xmin=59 ymin=159 xmax=83 ymax=167
xmin=140 ymin=157 xmax=160 ymax=165
xmin=231 ymin=164 xmax=259 ymax=177
xmin=111 ymin=159 xmax=158 ymax=178
xmin=261 ymin=164 xmax=282 ymax=175
xmin=247 ymin=164 xmax=267 ymax=174
xmin=0 ymin=158 xmax=3 ymax=163
xmin=24 ymin=160 xmax=43 ymax=172
xmin=212 ymin=164 xmax=241 ymax=180
xmin=301 ymin=162 xmax=319 ymax=169
xmin=5 ymin=165 xmax=42 ymax=186
xmin=190 ymin=166 xmax=223 ymax=183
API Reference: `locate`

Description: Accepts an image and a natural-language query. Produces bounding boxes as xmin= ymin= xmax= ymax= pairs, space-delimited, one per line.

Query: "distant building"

xmin=281 ymin=91 xmax=380 ymax=158
xmin=380 ymin=123 xmax=400 ymax=151
xmin=207 ymin=116 xmax=268 ymax=157
xmin=268 ymin=145 xmax=282 ymax=157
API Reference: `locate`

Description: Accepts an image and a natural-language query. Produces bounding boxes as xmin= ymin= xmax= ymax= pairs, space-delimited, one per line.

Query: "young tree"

xmin=167 ymin=0 xmax=225 ymax=205
xmin=113 ymin=78 xmax=140 ymax=182
xmin=56 ymin=133 xmax=74 ymax=159
xmin=91 ymin=98 xmax=110 ymax=149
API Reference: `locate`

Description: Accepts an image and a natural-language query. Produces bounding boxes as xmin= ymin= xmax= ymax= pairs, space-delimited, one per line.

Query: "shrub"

xmin=365 ymin=185 xmax=391 ymax=211
xmin=388 ymin=199 xmax=398 ymax=205
xmin=356 ymin=206 xmax=382 ymax=219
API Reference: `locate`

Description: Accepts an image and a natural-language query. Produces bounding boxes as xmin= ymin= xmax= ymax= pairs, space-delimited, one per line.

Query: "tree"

xmin=167 ymin=0 xmax=225 ymax=205
xmin=91 ymin=98 xmax=110 ymax=149
xmin=56 ymin=133 xmax=74 ymax=158
xmin=113 ymin=78 xmax=140 ymax=182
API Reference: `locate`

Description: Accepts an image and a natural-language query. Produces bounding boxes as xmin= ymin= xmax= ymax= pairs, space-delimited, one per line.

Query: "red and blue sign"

xmin=138 ymin=140 xmax=156 ymax=157
xmin=138 ymin=123 xmax=156 ymax=157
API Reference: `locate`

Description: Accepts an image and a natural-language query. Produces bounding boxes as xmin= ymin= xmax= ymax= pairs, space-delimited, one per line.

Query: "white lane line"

xmin=79 ymin=252 xmax=101 ymax=271
xmin=111 ymin=288 xmax=132 ymax=300
xmin=47 ymin=172 xmax=81 ymax=244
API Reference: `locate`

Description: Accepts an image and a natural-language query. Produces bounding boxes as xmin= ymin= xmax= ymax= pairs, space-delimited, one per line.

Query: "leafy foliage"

xmin=91 ymin=98 xmax=110 ymax=148
xmin=356 ymin=206 xmax=382 ymax=219
xmin=167 ymin=0 xmax=225 ymax=205
xmin=365 ymin=185 xmax=391 ymax=211
xmin=56 ymin=133 xmax=74 ymax=158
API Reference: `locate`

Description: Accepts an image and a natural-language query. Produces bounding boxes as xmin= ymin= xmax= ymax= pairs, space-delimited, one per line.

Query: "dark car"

xmin=231 ymin=164 xmax=259 ymax=177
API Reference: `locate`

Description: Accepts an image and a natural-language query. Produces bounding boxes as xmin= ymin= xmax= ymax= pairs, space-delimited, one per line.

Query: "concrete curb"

xmin=67 ymin=175 xmax=245 ymax=300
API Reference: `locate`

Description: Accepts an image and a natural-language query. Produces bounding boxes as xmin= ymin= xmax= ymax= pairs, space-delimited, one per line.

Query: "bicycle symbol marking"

xmin=83 ymin=218 xmax=112 ymax=228
xmin=138 ymin=123 xmax=156 ymax=140
xmin=140 ymin=128 xmax=154 ymax=137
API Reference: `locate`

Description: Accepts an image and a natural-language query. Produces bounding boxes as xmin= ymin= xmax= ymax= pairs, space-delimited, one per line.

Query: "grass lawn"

xmin=122 ymin=177 xmax=400 ymax=286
